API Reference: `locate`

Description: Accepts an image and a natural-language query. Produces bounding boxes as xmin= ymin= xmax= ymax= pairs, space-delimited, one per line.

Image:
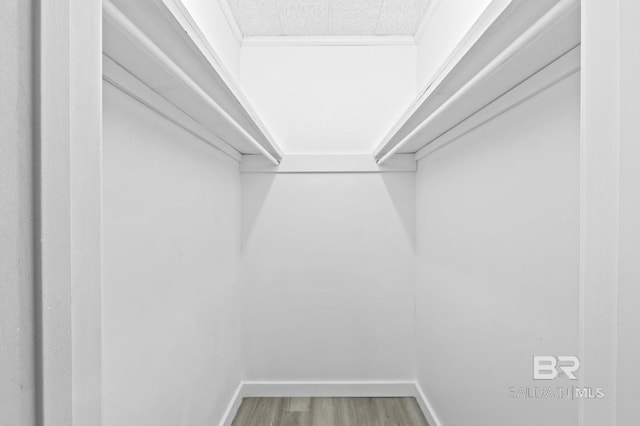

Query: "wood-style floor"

xmin=231 ymin=397 xmax=430 ymax=426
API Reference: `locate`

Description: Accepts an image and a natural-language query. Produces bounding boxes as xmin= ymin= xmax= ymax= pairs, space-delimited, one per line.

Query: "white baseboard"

xmin=240 ymin=154 xmax=416 ymax=174
xmin=219 ymin=381 xmax=442 ymax=426
xmin=218 ymin=383 xmax=244 ymax=426
xmin=241 ymin=381 xmax=418 ymax=398
xmin=413 ymin=382 xmax=443 ymax=426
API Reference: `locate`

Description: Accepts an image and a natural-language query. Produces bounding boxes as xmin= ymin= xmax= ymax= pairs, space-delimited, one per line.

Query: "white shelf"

xmin=240 ymin=154 xmax=417 ymax=174
xmin=102 ymin=0 xmax=283 ymax=164
xmin=374 ymin=0 xmax=581 ymax=164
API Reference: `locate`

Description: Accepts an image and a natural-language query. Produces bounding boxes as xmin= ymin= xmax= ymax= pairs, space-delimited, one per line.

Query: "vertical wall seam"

xmin=32 ymin=0 xmax=44 ymax=423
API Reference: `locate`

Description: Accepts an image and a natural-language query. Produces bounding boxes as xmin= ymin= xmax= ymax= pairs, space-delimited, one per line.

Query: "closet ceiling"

xmin=225 ymin=0 xmax=432 ymax=36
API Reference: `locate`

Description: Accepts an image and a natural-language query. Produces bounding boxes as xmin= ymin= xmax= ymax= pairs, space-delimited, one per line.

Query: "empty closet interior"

xmin=101 ymin=0 xmax=581 ymax=424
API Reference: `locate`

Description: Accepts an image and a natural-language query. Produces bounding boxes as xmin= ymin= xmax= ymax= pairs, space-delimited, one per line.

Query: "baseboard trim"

xmin=413 ymin=382 xmax=443 ymax=426
xmin=218 ymin=383 xmax=244 ymax=426
xmin=240 ymin=154 xmax=416 ymax=173
xmin=242 ymin=36 xmax=416 ymax=47
xmin=219 ymin=381 xmax=442 ymax=425
xmin=241 ymin=381 xmax=417 ymax=398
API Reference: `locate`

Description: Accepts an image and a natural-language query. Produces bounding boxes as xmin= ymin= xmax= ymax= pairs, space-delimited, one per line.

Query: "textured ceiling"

xmin=226 ymin=0 xmax=432 ymax=37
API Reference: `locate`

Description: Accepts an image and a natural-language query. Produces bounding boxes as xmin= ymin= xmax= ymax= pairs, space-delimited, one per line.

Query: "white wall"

xmin=70 ymin=1 xmax=103 ymax=423
xmin=241 ymin=171 xmax=416 ymax=382
xmin=617 ymin=0 xmax=640 ymax=422
xmin=102 ymin=83 xmax=242 ymax=425
xmin=416 ymin=0 xmax=493 ymax=90
xmin=241 ymin=45 xmax=416 ymax=154
xmin=415 ymin=73 xmax=580 ymax=425
xmin=181 ymin=0 xmax=241 ymax=80
xmin=0 ymin=0 xmax=36 ymax=423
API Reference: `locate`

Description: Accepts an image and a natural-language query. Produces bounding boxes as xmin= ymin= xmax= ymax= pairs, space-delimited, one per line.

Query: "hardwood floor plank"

xmin=400 ymin=397 xmax=430 ymax=426
xmin=232 ymin=397 xmax=284 ymax=426
xmin=285 ymin=397 xmax=311 ymax=413
xmin=281 ymin=411 xmax=311 ymax=426
xmin=350 ymin=398 xmax=381 ymax=426
xmin=376 ymin=398 xmax=414 ymax=426
xmin=233 ymin=397 xmax=429 ymax=426
xmin=310 ymin=397 xmax=336 ymax=426
xmin=232 ymin=397 xmax=258 ymax=426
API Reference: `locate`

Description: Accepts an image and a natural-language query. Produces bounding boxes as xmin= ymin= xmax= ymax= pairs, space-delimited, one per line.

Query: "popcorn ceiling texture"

xmin=226 ymin=0 xmax=431 ymax=36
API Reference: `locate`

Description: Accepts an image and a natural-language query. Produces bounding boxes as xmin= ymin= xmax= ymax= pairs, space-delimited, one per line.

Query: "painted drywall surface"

xmin=415 ymin=74 xmax=580 ymax=425
xmin=580 ymin=1 xmax=619 ymax=423
xmin=69 ymin=1 xmax=103 ymax=423
xmin=416 ymin=0 xmax=493 ymax=90
xmin=617 ymin=0 xmax=640 ymax=422
xmin=240 ymin=45 xmax=417 ymax=154
xmin=102 ymin=83 xmax=242 ymax=425
xmin=0 ymin=0 xmax=36 ymax=423
xmin=181 ymin=0 xmax=241 ymax=80
xmin=241 ymin=172 xmax=416 ymax=381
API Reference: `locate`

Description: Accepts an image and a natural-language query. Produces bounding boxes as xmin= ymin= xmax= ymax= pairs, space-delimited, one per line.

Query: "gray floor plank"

xmin=285 ymin=397 xmax=311 ymax=413
xmin=399 ymin=397 xmax=430 ymax=426
xmin=232 ymin=397 xmax=284 ymax=426
xmin=310 ymin=397 xmax=336 ymax=426
xmin=233 ymin=397 xmax=429 ymax=426
xmin=281 ymin=410 xmax=311 ymax=426
xmin=348 ymin=398 xmax=381 ymax=426
xmin=375 ymin=397 xmax=425 ymax=426
xmin=232 ymin=397 xmax=259 ymax=426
